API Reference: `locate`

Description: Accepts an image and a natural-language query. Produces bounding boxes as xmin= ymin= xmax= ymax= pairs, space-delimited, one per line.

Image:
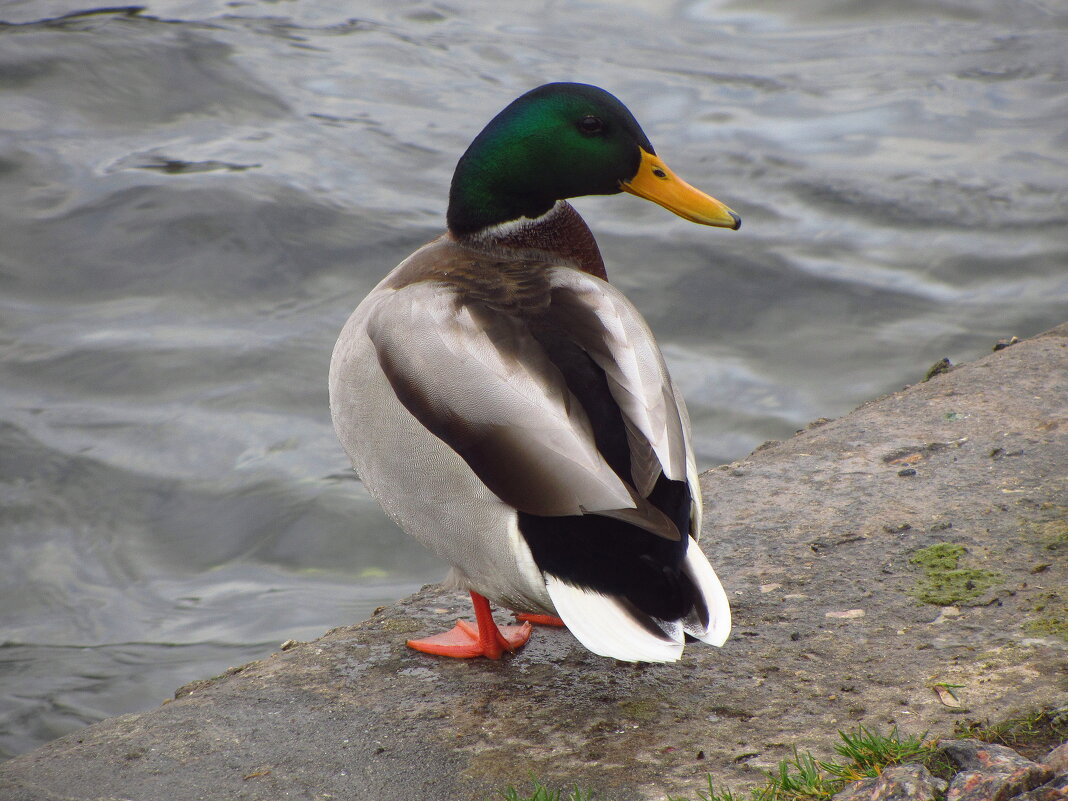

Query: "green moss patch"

xmin=908 ymin=543 xmax=1003 ymax=606
xmin=909 ymin=543 xmax=967 ymax=572
xmin=1023 ymin=591 xmax=1068 ymax=642
xmin=1024 ymin=617 xmax=1068 ymax=640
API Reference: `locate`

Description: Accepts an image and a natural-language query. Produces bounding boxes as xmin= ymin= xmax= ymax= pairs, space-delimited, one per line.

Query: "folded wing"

xmin=364 ymin=267 xmax=694 ymax=541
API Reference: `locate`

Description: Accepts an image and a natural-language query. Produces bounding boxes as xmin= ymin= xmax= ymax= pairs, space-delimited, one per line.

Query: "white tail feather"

xmin=681 ymin=537 xmax=731 ymax=646
xmin=545 ymin=576 xmax=684 ymax=662
xmin=544 ymin=537 xmax=731 ymax=663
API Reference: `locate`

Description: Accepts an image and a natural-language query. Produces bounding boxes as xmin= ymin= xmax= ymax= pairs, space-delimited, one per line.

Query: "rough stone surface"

xmin=948 ymin=771 xmax=1011 ymax=801
xmin=1014 ymin=773 xmax=1068 ymax=801
xmin=832 ymin=764 xmax=947 ymax=801
xmin=940 ymin=739 xmax=1056 ymax=801
xmin=946 ymin=766 xmax=1055 ymax=801
xmin=942 ymin=739 xmax=1052 ymax=775
xmin=1 ymin=324 xmax=1066 ymax=800
xmin=939 ymin=742 xmax=1068 ymax=801
xmin=1044 ymin=743 xmax=1068 ymax=775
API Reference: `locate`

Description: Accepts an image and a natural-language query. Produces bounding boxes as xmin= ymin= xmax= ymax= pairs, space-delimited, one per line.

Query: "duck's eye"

xmin=577 ymin=115 xmax=605 ymax=135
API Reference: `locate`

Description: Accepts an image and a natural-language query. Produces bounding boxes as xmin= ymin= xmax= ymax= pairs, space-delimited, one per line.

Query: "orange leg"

xmin=514 ymin=613 xmax=566 ymax=627
xmin=407 ymin=591 xmax=533 ymax=659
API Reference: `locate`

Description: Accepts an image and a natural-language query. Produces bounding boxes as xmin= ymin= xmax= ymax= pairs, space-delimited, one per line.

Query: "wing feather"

xmin=366 ymin=283 xmax=638 ymax=519
xmin=543 ymin=269 xmax=690 ymax=490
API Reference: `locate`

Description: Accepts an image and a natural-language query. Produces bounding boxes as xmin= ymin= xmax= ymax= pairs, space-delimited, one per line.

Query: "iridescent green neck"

xmin=446 ymin=116 xmax=561 ymax=234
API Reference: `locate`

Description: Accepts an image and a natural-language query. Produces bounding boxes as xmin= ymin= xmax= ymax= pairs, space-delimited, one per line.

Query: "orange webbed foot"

xmin=407 ymin=619 xmax=532 ymax=659
xmin=407 ymin=592 xmax=533 ymax=659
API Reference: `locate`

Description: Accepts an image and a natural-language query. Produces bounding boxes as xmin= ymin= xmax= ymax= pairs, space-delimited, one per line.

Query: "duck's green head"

xmin=446 ymin=82 xmax=740 ymax=236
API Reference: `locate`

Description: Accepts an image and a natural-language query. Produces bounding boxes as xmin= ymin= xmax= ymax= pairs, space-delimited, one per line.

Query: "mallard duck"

xmin=329 ymin=82 xmax=738 ymax=662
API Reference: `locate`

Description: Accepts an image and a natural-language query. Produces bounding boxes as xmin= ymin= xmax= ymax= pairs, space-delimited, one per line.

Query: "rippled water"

xmin=1 ymin=0 xmax=1066 ymax=759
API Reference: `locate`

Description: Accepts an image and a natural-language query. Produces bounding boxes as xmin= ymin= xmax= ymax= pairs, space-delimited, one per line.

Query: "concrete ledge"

xmin=2 ymin=323 xmax=1066 ymax=801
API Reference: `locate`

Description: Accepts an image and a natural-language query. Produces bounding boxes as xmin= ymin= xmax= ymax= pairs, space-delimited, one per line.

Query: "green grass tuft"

xmin=496 ymin=777 xmax=596 ymax=801
xmin=830 ymin=726 xmax=931 ymax=777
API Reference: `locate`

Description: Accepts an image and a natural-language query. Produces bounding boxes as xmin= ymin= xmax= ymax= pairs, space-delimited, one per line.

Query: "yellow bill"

xmin=620 ymin=149 xmax=741 ymax=230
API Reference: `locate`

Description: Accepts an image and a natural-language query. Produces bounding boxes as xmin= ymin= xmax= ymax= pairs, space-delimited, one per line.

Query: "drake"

xmin=329 ymin=82 xmax=739 ymax=662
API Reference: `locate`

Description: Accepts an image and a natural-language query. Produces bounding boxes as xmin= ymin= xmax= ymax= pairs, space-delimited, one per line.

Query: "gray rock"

xmin=946 ymin=765 xmax=1056 ymax=801
xmin=939 ymin=738 xmax=1055 ymax=801
xmin=1011 ymin=772 xmax=1068 ymax=801
xmin=948 ymin=771 xmax=1011 ymax=801
xmin=941 ymin=739 xmax=1044 ymax=774
xmin=1008 ymin=773 xmax=1068 ymax=801
xmin=2 ymin=324 xmax=1067 ymax=800
xmin=1043 ymin=743 xmax=1068 ymax=775
xmin=832 ymin=763 xmax=947 ymax=801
